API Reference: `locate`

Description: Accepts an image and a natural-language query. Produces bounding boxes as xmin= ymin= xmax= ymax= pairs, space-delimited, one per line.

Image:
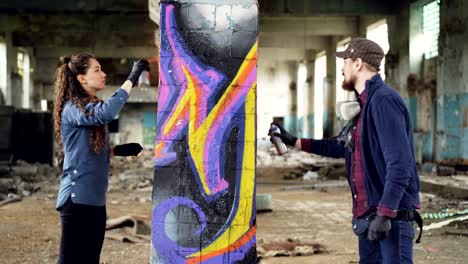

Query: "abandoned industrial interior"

xmin=0 ymin=0 xmax=467 ymax=263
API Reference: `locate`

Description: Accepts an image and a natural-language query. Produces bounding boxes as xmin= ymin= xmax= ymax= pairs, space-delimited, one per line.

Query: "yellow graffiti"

xmin=188 ymin=80 xmax=256 ymax=258
xmin=187 ymin=42 xmax=257 ymax=196
xmin=162 ymin=41 xmax=258 ymax=196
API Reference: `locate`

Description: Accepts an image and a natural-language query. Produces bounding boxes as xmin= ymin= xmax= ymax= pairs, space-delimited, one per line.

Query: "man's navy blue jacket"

xmin=301 ymin=74 xmax=420 ymax=213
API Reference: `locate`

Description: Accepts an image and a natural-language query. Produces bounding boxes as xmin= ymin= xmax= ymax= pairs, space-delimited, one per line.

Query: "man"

xmin=272 ymin=38 xmax=422 ymax=264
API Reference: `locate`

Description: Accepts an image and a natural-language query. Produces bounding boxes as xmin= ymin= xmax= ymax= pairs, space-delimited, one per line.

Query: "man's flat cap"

xmin=336 ymin=38 xmax=385 ymax=71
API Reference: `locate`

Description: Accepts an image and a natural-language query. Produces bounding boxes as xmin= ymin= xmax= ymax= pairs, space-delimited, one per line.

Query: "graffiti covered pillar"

xmin=152 ymin=0 xmax=258 ymax=263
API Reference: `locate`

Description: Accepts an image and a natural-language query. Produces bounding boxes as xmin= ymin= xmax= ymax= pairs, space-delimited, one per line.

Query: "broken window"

xmin=423 ymin=0 xmax=440 ymax=59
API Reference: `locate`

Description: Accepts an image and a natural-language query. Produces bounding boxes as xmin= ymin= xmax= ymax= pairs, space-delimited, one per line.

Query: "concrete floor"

xmin=1 ymin=175 xmax=468 ymax=264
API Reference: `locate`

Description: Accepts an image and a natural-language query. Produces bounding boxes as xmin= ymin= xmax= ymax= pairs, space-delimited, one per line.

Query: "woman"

xmin=53 ymin=53 xmax=149 ymax=263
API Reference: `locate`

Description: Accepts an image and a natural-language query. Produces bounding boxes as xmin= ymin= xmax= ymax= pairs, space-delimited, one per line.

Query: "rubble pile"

xmin=0 ymin=150 xmax=155 ymax=204
xmin=421 ymin=162 xmax=464 ymax=176
xmin=108 ymin=150 xmax=154 ymax=193
xmin=257 ymin=148 xmax=347 ymax=181
xmin=105 ymin=215 xmax=151 ymax=243
xmin=0 ymin=160 xmax=60 ymax=203
xmin=257 ymin=238 xmax=326 ymax=257
xmin=257 ymin=147 xmax=319 ymax=169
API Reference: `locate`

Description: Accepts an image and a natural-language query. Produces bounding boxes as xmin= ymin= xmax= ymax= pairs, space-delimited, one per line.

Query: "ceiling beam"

xmin=259 ymin=48 xmax=319 ymax=61
xmin=0 ymin=0 xmax=148 ymax=13
xmin=258 ymin=0 xmax=404 ymax=16
xmin=260 ymin=16 xmax=359 ymax=36
xmin=259 ymin=33 xmax=330 ymax=50
xmin=35 ymin=46 xmax=157 ymax=59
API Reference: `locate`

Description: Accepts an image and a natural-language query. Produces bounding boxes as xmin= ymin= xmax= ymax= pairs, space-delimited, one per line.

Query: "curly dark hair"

xmin=53 ymin=53 xmax=106 ymax=154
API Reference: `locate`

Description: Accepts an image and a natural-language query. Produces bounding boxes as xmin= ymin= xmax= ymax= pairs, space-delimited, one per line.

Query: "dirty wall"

xmin=387 ymin=0 xmax=468 ymax=164
xmin=437 ymin=0 xmax=468 ymax=162
xmin=151 ymin=0 xmax=258 ymax=263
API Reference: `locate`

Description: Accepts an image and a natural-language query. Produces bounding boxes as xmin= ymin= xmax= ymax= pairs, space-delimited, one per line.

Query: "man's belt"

xmin=394 ymin=209 xmax=423 ymax=243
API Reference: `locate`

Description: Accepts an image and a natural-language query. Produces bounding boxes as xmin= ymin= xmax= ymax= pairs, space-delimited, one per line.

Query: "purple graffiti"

xmin=152 ymin=197 xmax=207 ymax=263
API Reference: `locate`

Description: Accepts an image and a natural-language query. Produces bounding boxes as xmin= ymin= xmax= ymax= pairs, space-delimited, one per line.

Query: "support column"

xmin=284 ymin=60 xmax=298 ymax=135
xmin=296 ymin=60 xmax=310 ymax=138
xmin=324 ymin=37 xmax=337 ymax=138
xmin=437 ymin=0 xmax=468 ymax=162
xmin=0 ymin=34 xmax=7 ymax=105
xmin=304 ymin=50 xmax=315 ymax=138
xmin=1 ymin=32 xmax=14 ymax=106
xmin=152 ymin=1 xmax=257 ymax=263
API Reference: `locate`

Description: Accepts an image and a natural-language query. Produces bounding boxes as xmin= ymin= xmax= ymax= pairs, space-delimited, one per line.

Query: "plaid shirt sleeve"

xmin=377 ymin=205 xmax=398 ymax=218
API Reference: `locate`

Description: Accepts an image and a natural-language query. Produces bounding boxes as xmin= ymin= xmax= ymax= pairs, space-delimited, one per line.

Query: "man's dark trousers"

xmin=359 ymin=220 xmax=415 ymax=264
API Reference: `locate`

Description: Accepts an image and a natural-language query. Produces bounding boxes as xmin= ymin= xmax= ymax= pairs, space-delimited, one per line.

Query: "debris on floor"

xmin=257 ymin=148 xmax=346 ymax=181
xmin=419 ymin=175 xmax=468 ymax=199
xmin=105 ymin=215 xmax=151 ymax=243
xmin=0 ymin=160 xmax=60 ymax=202
xmin=421 ymin=162 xmax=458 ymax=177
xmin=257 ymin=238 xmax=326 ymax=257
xmin=257 ymin=193 xmax=273 ymax=213
xmin=281 ymin=180 xmax=349 ymax=191
xmin=444 ymin=231 xmax=468 ymax=237
xmin=444 ymin=217 xmax=468 ymax=237
xmin=422 ymin=208 xmax=468 ymax=220
xmin=303 ymin=171 xmax=318 ymax=180
xmin=0 ymin=151 xmax=156 ymax=208
xmin=0 ymin=193 xmax=22 ymax=207
xmin=425 ymin=215 xmax=468 ymax=231
xmin=108 ymin=151 xmax=154 ymax=193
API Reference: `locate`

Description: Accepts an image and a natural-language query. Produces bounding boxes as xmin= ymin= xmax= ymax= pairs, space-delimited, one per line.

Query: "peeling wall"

xmin=436 ymin=0 xmax=468 ymax=162
xmin=386 ymin=7 xmax=410 ymax=96
xmin=117 ymin=103 xmax=158 ymax=146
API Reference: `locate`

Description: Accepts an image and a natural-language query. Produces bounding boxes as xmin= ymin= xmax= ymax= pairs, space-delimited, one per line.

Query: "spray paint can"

xmin=138 ymin=70 xmax=150 ymax=88
xmin=269 ymin=124 xmax=289 ymax=155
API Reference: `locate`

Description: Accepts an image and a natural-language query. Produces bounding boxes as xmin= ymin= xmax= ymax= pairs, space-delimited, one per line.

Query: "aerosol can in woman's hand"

xmin=269 ymin=124 xmax=289 ymax=155
xmin=138 ymin=70 xmax=150 ymax=88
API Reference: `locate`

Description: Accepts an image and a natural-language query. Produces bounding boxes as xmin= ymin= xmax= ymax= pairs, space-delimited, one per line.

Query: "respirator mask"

xmin=335 ymin=93 xmax=361 ymax=151
xmin=335 ymin=100 xmax=361 ymax=121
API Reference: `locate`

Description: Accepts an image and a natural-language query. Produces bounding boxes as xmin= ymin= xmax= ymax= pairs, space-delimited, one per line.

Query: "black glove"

xmin=368 ymin=215 xmax=392 ymax=241
xmin=268 ymin=123 xmax=298 ymax=146
xmin=113 ymin=143 xmax=143 ymax=157
xmin=127 ymin=60 xmax=150 ymax=87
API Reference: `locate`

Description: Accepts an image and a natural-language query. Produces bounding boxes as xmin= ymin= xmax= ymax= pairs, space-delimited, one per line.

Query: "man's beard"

xmin=341 ymin=76 xmax=356 ymax=91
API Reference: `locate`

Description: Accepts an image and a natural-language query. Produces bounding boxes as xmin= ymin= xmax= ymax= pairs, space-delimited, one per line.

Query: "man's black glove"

xmin=113 ymin=143 xmax=143 ymax=157
xmin=127 ymin=60 xmax=150 ymax=87
xmin=368 ymin=215 xmax=392 ymax=241
xmin=268 ymin=122 xmax=298 ymax=146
